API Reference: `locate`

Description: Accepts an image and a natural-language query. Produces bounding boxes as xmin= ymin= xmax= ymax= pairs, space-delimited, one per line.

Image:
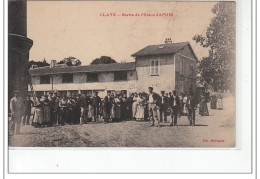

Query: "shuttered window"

xmin=114 ymin=71 xmax=127 ymax=81
xmin=87 ymin=73 xmax=98 ymax=82
xmin=150 ymin=59 xmax=159 ymax=76
xmin=40 ymin=76 xmax=50 ymax=84
xmin=179 ymin=60 xmax=184 ymax=75
xmin=62 ymin=74 xmax=73 ymax=83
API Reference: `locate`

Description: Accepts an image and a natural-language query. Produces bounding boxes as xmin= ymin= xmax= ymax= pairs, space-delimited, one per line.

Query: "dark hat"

xmin=94 ymin=91 xmax=99 ymax=94
xmin=161 ymin=91 xmax=165 ymax=93
xmin=148 ymin=87 xmax=153 ymax=89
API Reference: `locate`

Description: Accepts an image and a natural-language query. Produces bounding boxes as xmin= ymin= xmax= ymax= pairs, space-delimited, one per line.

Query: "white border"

xmin=2 ymin=0 xmax=256 ymax=177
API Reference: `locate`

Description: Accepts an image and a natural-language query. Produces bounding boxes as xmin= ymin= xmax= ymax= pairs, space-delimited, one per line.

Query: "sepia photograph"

xmin=8 ymin=0 xmax=236 ymax=147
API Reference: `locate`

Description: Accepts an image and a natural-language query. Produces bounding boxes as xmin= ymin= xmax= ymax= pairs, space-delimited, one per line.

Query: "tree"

xmin=28 ymin=58 xmax=50 ymax=69
xmin=193 ymin=2 xmax=235 ymax=92
xmin=90 ymin=56 xmax=117 ymax=65
xmin=57 ymin=56 xmax=82 ymax=66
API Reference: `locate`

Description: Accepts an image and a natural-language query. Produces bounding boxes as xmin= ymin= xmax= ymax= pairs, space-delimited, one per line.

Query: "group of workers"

xmin=9 ymin=86 xmax=211 ymax=135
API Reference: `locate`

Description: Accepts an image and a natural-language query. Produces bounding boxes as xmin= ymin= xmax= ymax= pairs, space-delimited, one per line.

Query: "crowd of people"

xmin=9 ymin=86 xmax=224 ymax=135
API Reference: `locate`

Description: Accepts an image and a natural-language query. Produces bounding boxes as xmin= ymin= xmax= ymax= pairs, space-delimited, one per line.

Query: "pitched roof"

xmin=131 ymin=41 xmax=190 ymax=57
xmin=29 ymin=62 xmax=136 ymax=76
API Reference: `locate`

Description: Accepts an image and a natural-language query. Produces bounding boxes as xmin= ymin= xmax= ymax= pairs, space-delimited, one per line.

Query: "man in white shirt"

xmin=169 ymin=90 xmax=180 ymax=126
xmin=9 ymin=90 xmax=24 ymax=135
xmin=147 ymin=87 xmax=161 ymax=127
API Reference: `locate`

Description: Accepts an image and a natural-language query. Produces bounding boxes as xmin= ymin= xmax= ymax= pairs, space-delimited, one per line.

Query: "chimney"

xmin=165 ymin=38 xmax=172 ymax=44
xmin=50 ymin=60 xmax=57 ymax=68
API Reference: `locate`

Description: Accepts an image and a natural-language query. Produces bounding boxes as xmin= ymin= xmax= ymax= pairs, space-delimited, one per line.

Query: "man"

xmin=92 ymin=91 xmax=101 ymax=122
xmin=103 ymin=91 xmax=112 ymax=123
xmin=59 ymin=95 xmax=68 ymax=125
xmin=51 ymin=95 xmax=59 ymax=125
xmin=9 ymin=91 xmax=24 ymax=135
xmin=169 ymin=90 xmax=180 ymax=126
xmin=147 ymin=87 xmax=161 ymax=127
xmin=48 ymin=93 xmax=55 ymax=126
xmin=186 ymin=91 xmax=197 ymax=126
xmin=126 ymin=93 xmax=134 ymax=121
xmin=159 ymin=91 xmax=168 ymax=123
xmin=22 ymin=95 xmax=33 ymax=125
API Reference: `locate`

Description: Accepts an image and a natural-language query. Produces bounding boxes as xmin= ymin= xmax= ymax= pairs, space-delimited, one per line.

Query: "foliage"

xmin=57 ymin=56 xmax=82 ymax=66
xmin=91 ymin=56 xmax=117 ymax=65
xmin=28 ymin=58 xmax=50 ymax=69
xmin=193 ymin=2 xmax=235 ymax=92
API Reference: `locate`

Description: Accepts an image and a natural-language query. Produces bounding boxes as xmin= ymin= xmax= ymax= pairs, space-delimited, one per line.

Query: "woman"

xmin=42 ymin=95 xmax=51 ymax=127
xmin=33 ymin=96 xmax=44 ymax=128
xmin=179 ymin=93 xmax=184 ymax=115
xmin=135 ymin=93 xmax=145 ymax=121
xmin=132 ymin=93 xmax=138 ymax=120
xmin=210 ymin=94 xmax=217 ymax=109
xmin=199 ymin=93 xmax=209 ymax=116
xmin=110 ymin=93 xmax=116 ymax=122
xmin=114 ymin=94 xmax=122 ymax=122
xmin=74 ymin=96 xmax=81 ymax=124
xmin=217 ymin=93 xmax=224 ymax=110
xmin=86 ymin=95 xmax=93 ymax=122
xmin=182 ymin=93 xmax=188 ymax=116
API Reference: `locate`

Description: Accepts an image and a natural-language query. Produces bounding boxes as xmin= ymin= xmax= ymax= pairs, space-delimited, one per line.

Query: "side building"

xmin=29 ymin=41 xmax=198 ymax=98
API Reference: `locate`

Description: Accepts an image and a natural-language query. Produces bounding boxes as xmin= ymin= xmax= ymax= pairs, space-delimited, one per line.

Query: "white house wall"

xmin=30 ymin=70 xmax=137 ymax=97
xmin=135 ymin=54 xmax=175 ymax=94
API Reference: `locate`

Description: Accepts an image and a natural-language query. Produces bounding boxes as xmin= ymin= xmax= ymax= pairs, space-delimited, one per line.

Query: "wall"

xmin=30 ymin=70 xmax=137 ymax=97
xmin=135 ymin=54 xmax=175 ymax=94
xmin=175 ymin=45 xmax=197 ymax=93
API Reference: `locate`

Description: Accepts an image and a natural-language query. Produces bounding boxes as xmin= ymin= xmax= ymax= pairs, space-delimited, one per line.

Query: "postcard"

xmin=8 ymin=0 xmax=236 ymax=148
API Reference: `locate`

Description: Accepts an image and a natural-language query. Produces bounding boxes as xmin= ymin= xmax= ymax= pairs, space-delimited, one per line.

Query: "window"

xmin=190 ymin=65 xmax=194 ymax=77
xmin=62 ymin=74 xmax=73 ymax=83
xmin=87 ymin=73 xmax=98 ymax=82
xmin=179 ymin=60 xmax=184 ymax=75
xmin=68 ymin=90 xmax=78 ymax=97
xmin=40 ymin=76 xmax=50 ymax=84
xmin=114 ymin=71 xmax=127 ymax=81
xmin=58 ymin=91 xmax=67 ymax=97
xmin=150 ymin=60 xmax=159 ymax=76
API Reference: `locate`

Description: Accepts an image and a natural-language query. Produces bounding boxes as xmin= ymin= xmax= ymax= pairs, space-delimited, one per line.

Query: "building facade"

xmin=29 ymin=41 xmax=198 ymax=98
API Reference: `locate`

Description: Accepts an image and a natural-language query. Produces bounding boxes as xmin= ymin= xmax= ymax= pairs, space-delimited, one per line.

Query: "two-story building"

xmin=29 ymin=41 xmax=198 ymax=98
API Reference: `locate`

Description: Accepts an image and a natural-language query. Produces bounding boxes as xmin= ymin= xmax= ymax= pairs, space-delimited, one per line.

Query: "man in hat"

xmin=147 ymin=87 xmax=161 ymax=127
xmin=160 ymin=91 xmax=168 ymax=123
xmin=9 ymin=90 xmax=24 ymax=135
xmin=169 ymin=90 xmax=180 ymax=126
xmin=92 ymin=91 xmax=101 ymax=122
xmin=103 ymin=91 xmax=112 ymax=123
xmin=185 ymin=91 xmax=196 ymax=126
xmin=22 ymin=95 xmax=33 ymax=125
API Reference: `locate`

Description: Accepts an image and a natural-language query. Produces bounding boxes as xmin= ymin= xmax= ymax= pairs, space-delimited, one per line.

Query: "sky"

xmin=27 ymin=1 xmax=216 ymax=65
